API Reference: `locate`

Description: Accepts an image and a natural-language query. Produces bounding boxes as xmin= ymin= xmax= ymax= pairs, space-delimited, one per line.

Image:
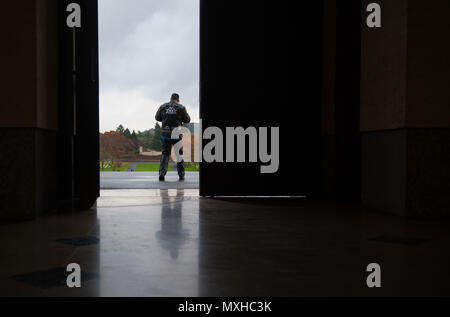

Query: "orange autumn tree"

xmin=100 ymin=131 xmax=135 ymax=171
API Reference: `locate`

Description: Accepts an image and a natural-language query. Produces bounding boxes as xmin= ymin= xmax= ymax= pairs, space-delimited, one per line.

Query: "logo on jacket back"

xmin=166 ymin=106 xmax=177 ymax=115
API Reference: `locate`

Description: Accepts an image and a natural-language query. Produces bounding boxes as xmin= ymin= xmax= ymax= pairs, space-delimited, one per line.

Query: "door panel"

xmin=73 ymin=0 xmax=99 ymax=209
xmin=200 ymin=0 xmax=323 ymax=196
xmin=57 ymin=0 xmax=99 ymax=209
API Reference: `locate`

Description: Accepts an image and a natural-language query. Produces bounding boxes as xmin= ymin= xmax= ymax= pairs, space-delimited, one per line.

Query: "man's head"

xmin=171 ymin=93 xmax=180 ymax=103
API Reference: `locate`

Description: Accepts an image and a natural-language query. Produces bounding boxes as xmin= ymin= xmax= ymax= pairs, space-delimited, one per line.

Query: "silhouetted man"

xmin=155 ymin=93 xmax=191 ymax=181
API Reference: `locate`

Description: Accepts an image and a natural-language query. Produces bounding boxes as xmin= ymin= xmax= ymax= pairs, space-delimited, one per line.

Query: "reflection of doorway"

xmin=97 ymin=0 xmax=200 ymax=191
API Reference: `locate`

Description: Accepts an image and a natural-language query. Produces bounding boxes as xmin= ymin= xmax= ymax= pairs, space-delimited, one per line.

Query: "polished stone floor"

xmin=1 ymin=189 xmax=450 ymax=296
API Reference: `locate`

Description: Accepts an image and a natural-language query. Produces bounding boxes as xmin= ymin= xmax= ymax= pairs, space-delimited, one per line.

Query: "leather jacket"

xmin=155 ymin=101 xmax=191 ymax=136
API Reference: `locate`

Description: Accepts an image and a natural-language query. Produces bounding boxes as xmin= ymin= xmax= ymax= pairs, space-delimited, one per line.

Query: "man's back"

xmin=155 ymin=101 xmax=191 ymax=135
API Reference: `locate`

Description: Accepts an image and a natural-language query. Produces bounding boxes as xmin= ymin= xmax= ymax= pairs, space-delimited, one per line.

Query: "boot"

xmin=159 ymin=154 xmax=170 ymax=181
xmin=177 ymin=161 xmax=185 ymax=181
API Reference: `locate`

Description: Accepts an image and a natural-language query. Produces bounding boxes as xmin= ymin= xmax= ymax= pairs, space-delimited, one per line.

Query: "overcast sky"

xmin=99 ymin=0 xmax=199 ymax=133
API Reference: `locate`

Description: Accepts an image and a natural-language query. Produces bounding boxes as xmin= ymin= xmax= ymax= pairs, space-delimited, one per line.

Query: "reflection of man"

xmin=155 ymin=190 xmax=190 ymax=260
xmin=155 ymin=93 xmax=191 ymax=181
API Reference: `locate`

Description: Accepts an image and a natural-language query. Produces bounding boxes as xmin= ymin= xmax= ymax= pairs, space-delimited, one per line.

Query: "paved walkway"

xmin=127 ymin=162 xmax=138 ymax=172
xmin=100 ymin=172 xmax=199 ymax=189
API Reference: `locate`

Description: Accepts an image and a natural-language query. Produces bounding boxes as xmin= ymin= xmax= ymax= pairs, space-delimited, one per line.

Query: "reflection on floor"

xmin=1 ymin=189 xmax=450 ymax=296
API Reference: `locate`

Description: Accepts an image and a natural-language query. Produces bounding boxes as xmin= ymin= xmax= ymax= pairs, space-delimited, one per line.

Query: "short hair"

xmin=171 ymin=93 xmax=180 ymax=101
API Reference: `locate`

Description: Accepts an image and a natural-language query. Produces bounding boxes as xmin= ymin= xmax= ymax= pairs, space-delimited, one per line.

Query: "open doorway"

xmin=98 ymin=0 xmax=200 ymax=191
xmin=61 ymin=0 xmax=325 ymax=206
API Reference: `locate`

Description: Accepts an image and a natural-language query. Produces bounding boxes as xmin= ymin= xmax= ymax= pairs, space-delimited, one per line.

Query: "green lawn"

xmin=136 ymin=163 xmax=170 ymax=172
xmin=135 ymin=163 xmax=199 ymax=172
xmin=101 ymin=163 xmax=130 ymax=172
xmin=184 ymin=163 xmax=200 ymax=172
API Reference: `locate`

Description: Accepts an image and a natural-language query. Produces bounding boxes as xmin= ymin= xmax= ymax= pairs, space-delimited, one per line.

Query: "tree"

xmin=131 ymin=130 xmax=139 ymax=154
xmin=131 ymin=130 xmax=138 ymax=141
xmin=123 ymin=128 xmax=131 ymax=139
xmin=100 ymin=131 xmax=135 ymax=171
xmin=152 ymin=123 xmax=162 ymax=151
xmin=135 ymin=128 xmax=154 ymax=151
xmin=116 ymin=124 xmax=125 ymax=135
xmin=110 ymin=125 xmax=159 ymax=152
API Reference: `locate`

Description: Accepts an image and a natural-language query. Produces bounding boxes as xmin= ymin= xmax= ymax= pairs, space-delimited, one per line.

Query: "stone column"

xmin=361 ymin=0 xmax=450 ymax=217
xmin=0 ymin=0 xmax=58 ymax=221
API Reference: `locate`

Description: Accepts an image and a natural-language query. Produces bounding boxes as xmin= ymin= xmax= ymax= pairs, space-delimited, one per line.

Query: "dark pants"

xmin=159 ymin=136 xmax=185 ymax=176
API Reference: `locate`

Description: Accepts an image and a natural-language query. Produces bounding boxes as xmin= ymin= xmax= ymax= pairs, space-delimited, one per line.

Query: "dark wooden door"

xmin=200 ymin=0 xmax=324 ymax=197
xmin=57 ymin=0 xmax=99 ymax=210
